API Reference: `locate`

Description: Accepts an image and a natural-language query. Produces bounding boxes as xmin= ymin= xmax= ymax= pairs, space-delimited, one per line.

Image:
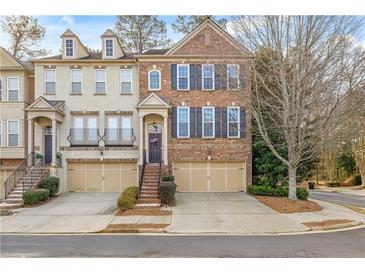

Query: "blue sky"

xmin=1 ymin=15 xmax=364 ymax=56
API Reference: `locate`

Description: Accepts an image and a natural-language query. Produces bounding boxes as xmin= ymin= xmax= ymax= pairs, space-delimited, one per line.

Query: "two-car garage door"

xmin=68 ymin=162 xmax=138 ymax=192
xmin=173 ymin=161 xmax=246 ymax=192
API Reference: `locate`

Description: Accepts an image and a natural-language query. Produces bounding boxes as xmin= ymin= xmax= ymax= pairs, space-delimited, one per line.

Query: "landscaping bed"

xmin=116 ymin=208 xmax=172 ymax=216
xmin=302 ymin=219 xmax=354 ymax=228
xmin=103 ymin=223 xmax=169 ymax=233
xmin=254 ymin=195 xmax=322 ymax=213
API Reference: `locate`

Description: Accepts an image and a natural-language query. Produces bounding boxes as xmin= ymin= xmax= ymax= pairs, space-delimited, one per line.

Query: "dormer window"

xmin=65 ymin=39 xmax=74 ymax=57
xmin=105 ymin=39 xmax=113 ymax=57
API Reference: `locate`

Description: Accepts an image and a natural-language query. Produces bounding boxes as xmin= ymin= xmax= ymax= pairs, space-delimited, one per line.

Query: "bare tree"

xmin=172 ymin=16 xmax=227 ymax=34
xmin=1 ymin=15 xmax=48 ymax=59
xmin=231 ymin=16 xmax=365 ymax=199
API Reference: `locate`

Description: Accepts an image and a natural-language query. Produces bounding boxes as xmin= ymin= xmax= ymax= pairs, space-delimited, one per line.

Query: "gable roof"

xmin=137 ymin=93 xmax=171 ymax=108
xmin=60 ymin=29 xmax=90 ymax=57
xmin=165 ymin=18 xmax=251 ymax=56
xmin=100 ymin=29 xmax=126 ymax=56
xmin=27 ymin=96 xmax=65 ymax=113
xmin=0 ymin=47 xmax=27 ymax=69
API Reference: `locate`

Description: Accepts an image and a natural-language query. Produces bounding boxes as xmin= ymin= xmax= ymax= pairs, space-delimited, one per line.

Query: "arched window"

xmin=148 ymin=70 xmax=161 ymax=90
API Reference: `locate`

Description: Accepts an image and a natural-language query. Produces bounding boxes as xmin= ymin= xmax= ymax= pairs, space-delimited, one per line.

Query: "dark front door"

xmin=45 ymin=134 xmax=52 ymax=164
xmin=149 ymin=133 xmax=162 ymax=163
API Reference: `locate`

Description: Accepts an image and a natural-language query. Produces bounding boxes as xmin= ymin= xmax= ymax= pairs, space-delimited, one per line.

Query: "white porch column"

xmin=139 ymin=116 xmax=144 ymax=165
xmin=51 ymin=119 xmax=57 ymax=167
xmin=163 ymin=115 xmax=168 ymax=165
xmin=27 ymin=119 xmax=34 ymax=166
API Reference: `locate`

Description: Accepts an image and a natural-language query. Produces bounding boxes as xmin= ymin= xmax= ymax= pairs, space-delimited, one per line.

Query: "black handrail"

xmin=138 ymin=149 xmax=147 ymax=195
xmin=101 ymin=128 xmax=136 ymax=147
xmin=67 ymin=129 xmax=101 ymax=147
xmin=157 ymin=159 xmax=163 ymax=194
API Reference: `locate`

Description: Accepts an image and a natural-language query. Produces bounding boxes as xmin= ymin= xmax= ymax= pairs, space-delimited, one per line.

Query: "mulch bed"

xmin=254 ymin=195 xmax=322 ymax=213
xmin=104 ymin=223 xmax=169 ymax=232
xmin=302 ymin=219 xmax=354 ymax=228
xmin=116 ymin=208 xmax=172 ymax=216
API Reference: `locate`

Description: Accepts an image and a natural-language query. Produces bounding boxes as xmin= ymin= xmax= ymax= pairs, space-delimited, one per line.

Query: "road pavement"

xmin=309 ymin=190 xmax=365 ymax=208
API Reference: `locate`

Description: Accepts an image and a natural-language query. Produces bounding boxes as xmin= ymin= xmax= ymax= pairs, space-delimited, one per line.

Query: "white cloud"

xmin=60 ymin=16 xmax=74 ymax=26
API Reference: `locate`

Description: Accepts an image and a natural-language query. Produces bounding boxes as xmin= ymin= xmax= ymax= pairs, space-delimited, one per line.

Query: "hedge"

xmin=247 ymin=185 xmax=309 ymax=200
xmin=353 ymin=175 xmax=362 ymax=186
xmin=159 ymin=181 xmax=177 ymax=205
xmin=117 ymin=186 xmax=139 ymax=211
xmin=162 ymin=175 xmax=174 ymax=182
xmin=23 ymin=189 xmax=50 ymax=205
xmin=38 ymin=176 xmax=60 ymax=197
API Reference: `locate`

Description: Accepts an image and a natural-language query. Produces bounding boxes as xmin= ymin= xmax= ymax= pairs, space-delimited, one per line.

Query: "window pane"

xmin=149 ymin=71 xmax=160 ymax=89
xmin=8 ymin=121 xmax=18 ymax=134
xmin=95 ymin=70 xmax=105 ymax=82
xmin=203 ymin=108 xmax=214 ymax=122
xmin=73 ymin=117 xmax=83 ymax=128
xmin=87 ymin=117 xmax=97 ymax=141
xmin=228 ymin=65 xmax=238 ymax=78
xmin=106 ymin=40 xmax=113 ymax=56
xmin=178 ymin=78 xmax=188 ymax=89
xmin=8 ymin=90 xmax=19 ymax=101
xmin=122 ymin=117 xmax=131 ymax=129
xmin=95 ymin=82 xmax=105 ymax=93
xmin=203 ymin=65 xmax=213 ymax=77
xmin=46 ymin=83 xmax=56 ymax=94
xmin=45 ymin=70 xmax=56 ymax=81
xmin=229 ymin=108 xmax=239 ymax=122
xmin=8 ymin=134 xmax=18 ymax=146
xmin=71 ymin=82 xmax=81 ymax=93
xmin=107 ymin=117 xmax=118 ymax=141
xmin=121 ymin=70 xmax=132 ymax=82
xmin=178 ymin=66 xmax=188 ymax=77
xmin=203 ymin=78 xmax=213 ymax=90
xmin=178 ymin=108 xmax=188 ymax=122
xmin=8 ymin=78 xmax=19 ymax=90
xmin=121 ymin=82 xmax=131 ymax=93
xmin=229 ymin=123 xmax=239 ymax=137
xmin=204 ymin=123 xmax=213 ymax=137
xmin=179 ymin=123 xmax=188 ymax=137
xmin=71 ymin=70 xmax=81 ymax=82
xmin=122 ymin=117 xmax=131 ymax=140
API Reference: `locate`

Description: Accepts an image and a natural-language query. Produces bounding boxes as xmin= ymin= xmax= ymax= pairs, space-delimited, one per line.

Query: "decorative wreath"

xmin=151 ymin=137 xmax=159 ymax=144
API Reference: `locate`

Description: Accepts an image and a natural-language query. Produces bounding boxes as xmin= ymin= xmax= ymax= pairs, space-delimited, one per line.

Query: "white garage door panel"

xmin=68 ymin=162 xmax=137 ymax=192
xmin=173 ymin=161 xmax=245 ymax=192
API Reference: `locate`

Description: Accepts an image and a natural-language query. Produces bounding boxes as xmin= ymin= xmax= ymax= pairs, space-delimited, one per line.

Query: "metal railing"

xmin=157 ymin=159 xmax=163 ymax=194
xmin=138 ymin=149 xmax=147 ymax=194
xmin=67 ymin=129 xmax=101 ymax=147
xmin=102 ymin=128 xmax=136 ymax=147
xmin=3 ymin=152 xmax=35 ymax=200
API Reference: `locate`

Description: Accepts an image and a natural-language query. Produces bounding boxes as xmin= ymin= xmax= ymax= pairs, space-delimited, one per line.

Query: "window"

xmin=202 ymin=107 xmax=215 ymax=138
xmin=107 ymin=116 xmax=118 ymax=141
xmin=177 ymin=64 xmax=189 ymax=90
xmin=7 ymin=120 xmax=19 ymax=147
xmin=0 ymin=78 xmax=2 ymax=101
xmin=87 ymin=117 xmax=98 ymax=142
xmin=73 ymin=117 xmax=84 ymax=141
xmin=228 ymin=107 xmax=240 ymax=138
xmin=45 ymin=69 xmax=56 ymax=94
xmin=70 ymin=70 xmax=82 ymax=94
xmin=202 ymin=64 xmax=214 ymax=90
xmin=0 ymin=121 xmax=2 ymax=146
xmin=106 ymin=115 xmax=132 ymax=143
xmin=177 ymin=107 xmax=189 ymax=138
xmin=227 ymin=64 xmax=239 ymax=90
xmin=122 ymin=117 xmax=131 ymax=141
xmin=120 ymin=69 xmax=132 ymax=94
xmin=65 ymin=39 xmax=73 ymax=57
xmin=7 ymin=77 xmax=19 ymax=101
xmin=148 ymin=70 xmax=161 ymax=90
xmin=94 ymin=70 xmax=106 ymax=94
xmin=105 ymin=39 xmax=113 ymax=57
xmin=72 ymin=116 xmax=98 ymax=142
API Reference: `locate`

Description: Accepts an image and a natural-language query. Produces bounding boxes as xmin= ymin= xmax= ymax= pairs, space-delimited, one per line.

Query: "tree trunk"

xmin=361 ymin=172 xmax=365 ymax=187
xmin=288 ymin=166 xmax=297 ymax=200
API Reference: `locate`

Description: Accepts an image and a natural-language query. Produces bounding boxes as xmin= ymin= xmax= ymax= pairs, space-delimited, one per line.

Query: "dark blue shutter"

xmin=190 ymin=107 xmax=196 ymax=138
xmin=215 ymin=107 xmax=221 ymax=138
xmin=171 ymin=64 xmax=177 ymax=90
xmin=189 ymin=64 xmax=196 ymax=90
xmin=214 ymin=64 xmax=221 ymax=90
xmin=221 ymin=107 xmax=227 ymax=138
xmin=196 ymin=64 xmax=202 ymax=90
xmin=196 ymin=107 xmax=202 ymax=137
xmin=172 ymin=107 xmax=177 ymax=138
xmin=239 ymin=64 xmax=245 ymax=90
xmin=240 ymin=107 xmax=246 ymax=138
xmin=221 ymin=64 xmax=227 ymax=90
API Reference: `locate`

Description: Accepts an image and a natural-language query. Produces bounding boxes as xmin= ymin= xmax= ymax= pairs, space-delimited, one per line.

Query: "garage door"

xmin=173 ymin=161 xmax=246 ymax=192
xmin=68 ymin=162 xmax=138 ymax=192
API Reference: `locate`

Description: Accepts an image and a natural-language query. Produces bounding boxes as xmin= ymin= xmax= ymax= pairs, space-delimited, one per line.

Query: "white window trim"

xmin=105 ymin=39 xmax=114 ymax=57
xmin=94 ymin=69 xmax=107 ymax=94
xmin=7 ymin=119 xmax=19 ymax=147
xmin=177 ymin=64 xmax=190 ymax=90
xmin=202 ymin=106 xmax=215 ymax=138
xmin=202 ymin=64 xmax=215 ymax=91
xmin=65 ymin=38 xmax=74 ymax=57
xmin=120 ymin=69 xmax=133 ymax=94
xmin=148 ymin=69 xmax=161 ymax=91
xmin=44 ymin=69 xmax=56 ymax=95
xmin=69 ymin=69 xmax=82 ymax=94
xmin=0 ymin=77 xmax=3 ymax=101
xmin=7 ymin=76 xmax=20 ymax=101
xmin=0 ymin=121 xmax=2 ymax=147
xmin=177 ymin=106 xmax=190 ymax=138
xmin=227 ymin=106 xmax=240 ymax=138
xmin=227 ymin=64 xmax=240 ymax=91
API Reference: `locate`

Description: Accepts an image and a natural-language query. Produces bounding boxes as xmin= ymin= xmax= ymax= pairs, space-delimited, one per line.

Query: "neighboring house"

xmin=136 ymin=19 xmax=252 ymax=192
xmin=28 ymin=29 xmax=139 ymax=193
xmin=0 ymin=47 xmax=34 ymax=198
xmin=4 ymin=18 xmax=251 ymax=196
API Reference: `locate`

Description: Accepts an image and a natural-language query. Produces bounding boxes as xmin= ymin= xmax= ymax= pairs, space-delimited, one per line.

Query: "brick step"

xmin=12 ymin=190 xmax=28 ymax=194
xmin=14 ymin=186 xmax=33 ymax=190
xmin=139 ymin=194 xmax=159 ymax=199
xmin=140 ymin=190 xmax=158 ymax=195
xmin=19 ymin=178 xmax=41 ymax=182
xmin=137 ymin=198 xmax=160 ymax=203
xmin=4 ymin=198 xmax=23 ymax=204
xmin=0 ymin=203 xmax=23 ymax=209
xmin=7 ymin=193 xmax=23 ymax=198
xmin=134 ymin=203 xmax=160 ymax=208
xmin=142 ymin=182 xmax=158 ymax=186
xmin=142 ymin=187 xmax=158 ymax=191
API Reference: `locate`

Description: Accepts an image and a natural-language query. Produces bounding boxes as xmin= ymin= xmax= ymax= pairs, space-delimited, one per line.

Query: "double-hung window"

xmin=45 ymin=70 xmax=56 ymax=94
xmin=0 ymin=78 xmax=2 ymax=101
xmin=177 ymin=107 xmax=189 ymax=138
xmin=120 ymin=69 xmax=132 ymax=94
xmin=70 ymin=69 xmax=82 ymax=94
xmin=202 ymin=107 xmax=215 ymax=138
xmin=72 ymin=116 xmax=98 ymax=144
xmin=7 ymin=77 xmax=19 ymax=101
xmin=105 ymin=39 xmax=113 ymax=57
xmin=94 ymin=69 xmax=106 ymax=94
xmin=7 ymin=120 xmax=19 ymax=147
xmin=228 ymin=107 xmax=240 ymax=138
xmin=148 ymin=70 xmax=161 ymax=90
xmin=227 ymin=64 xmax=239 ymax=90
xmin=177 ymin=64 xmax=189 ymax=90
xmin=65 ymin=39 xmax=73 ymax=57
xmin=202 ymin=64 xmax=214 ymax=90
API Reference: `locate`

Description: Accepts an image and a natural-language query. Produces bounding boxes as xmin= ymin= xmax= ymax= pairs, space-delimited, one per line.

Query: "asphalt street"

xmin=309 ymin=190 xmax=365 ymax=208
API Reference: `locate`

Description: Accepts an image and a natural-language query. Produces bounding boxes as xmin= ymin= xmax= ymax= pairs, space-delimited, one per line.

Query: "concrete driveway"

xmin=165 ymin=193 xmax=309 ymax=234
xmin=0 ymin=192 xmax=119 ymax=233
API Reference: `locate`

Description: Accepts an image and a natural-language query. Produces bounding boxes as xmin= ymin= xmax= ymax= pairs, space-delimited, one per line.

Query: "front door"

xmin=149 ymin=133 xmax=162 ymax=163
xmin=44 ymin=128 xmax=52 ymax=164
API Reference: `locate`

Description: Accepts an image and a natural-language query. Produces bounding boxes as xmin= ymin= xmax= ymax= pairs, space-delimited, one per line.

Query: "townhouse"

xmin=1 ymin=18 xmax=252 ymax=199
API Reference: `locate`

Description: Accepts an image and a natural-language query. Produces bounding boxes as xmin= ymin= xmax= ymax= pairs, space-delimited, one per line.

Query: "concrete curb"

xmin=309 ymin=221 xmax=363 ymax=231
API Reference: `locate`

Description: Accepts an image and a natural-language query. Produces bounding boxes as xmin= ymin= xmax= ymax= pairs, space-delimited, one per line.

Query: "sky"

xmin=1 ymin=15 xmax=364 ymax=57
